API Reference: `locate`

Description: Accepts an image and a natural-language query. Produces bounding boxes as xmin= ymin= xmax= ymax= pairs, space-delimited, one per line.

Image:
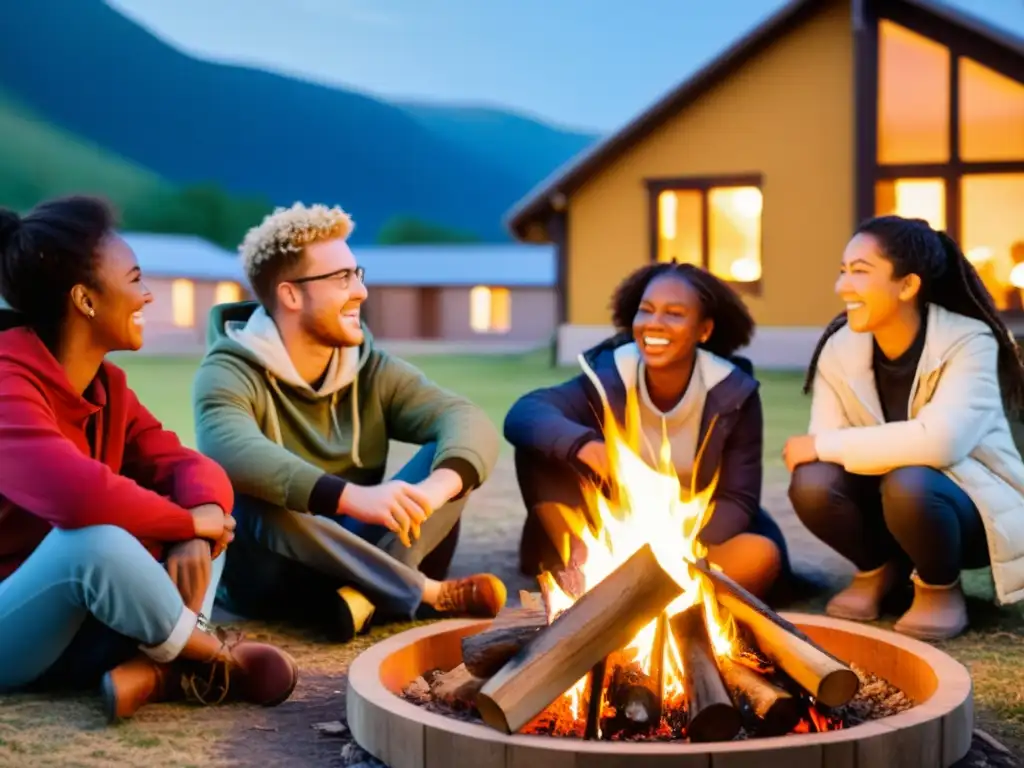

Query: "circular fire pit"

xmin=347 ymin=613 xmax=973 ymax=768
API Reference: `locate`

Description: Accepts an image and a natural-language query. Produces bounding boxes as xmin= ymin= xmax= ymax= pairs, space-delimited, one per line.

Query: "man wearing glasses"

xmin=192 ymin=202 xmax=506 ymax=642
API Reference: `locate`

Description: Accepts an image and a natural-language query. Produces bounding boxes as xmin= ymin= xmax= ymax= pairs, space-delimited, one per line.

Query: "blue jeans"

xmin=0 ymin=526 xmax=223 ymax=692
xmin=219 ymin=443 xmax=466 ymax=622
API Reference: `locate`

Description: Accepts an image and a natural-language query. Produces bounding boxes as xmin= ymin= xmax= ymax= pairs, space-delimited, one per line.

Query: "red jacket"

xmin=0 ymin=326 xmax=234 ymax=580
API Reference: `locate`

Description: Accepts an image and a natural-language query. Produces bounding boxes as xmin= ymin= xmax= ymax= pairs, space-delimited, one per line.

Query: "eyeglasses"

xmin=285 ymin=266 xmax=365 ymax=289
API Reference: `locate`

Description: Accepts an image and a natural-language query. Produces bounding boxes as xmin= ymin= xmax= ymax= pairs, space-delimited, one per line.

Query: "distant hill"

xmin=0 ymin=0 xmax=599 ymax=243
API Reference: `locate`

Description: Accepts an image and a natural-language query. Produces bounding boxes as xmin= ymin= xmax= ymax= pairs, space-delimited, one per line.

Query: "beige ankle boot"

xmin=893 ymin=572 xmax=969 ymax=641
xmin=825 ymin=562 xmax=899 ymax=622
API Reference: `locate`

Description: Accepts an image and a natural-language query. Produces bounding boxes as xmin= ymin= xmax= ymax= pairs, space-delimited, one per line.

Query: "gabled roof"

xmin=505 ymin=0 xmax=1024 ymax=241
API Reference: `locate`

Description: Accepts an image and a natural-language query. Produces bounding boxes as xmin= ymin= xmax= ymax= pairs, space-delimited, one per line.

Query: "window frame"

xmin=858 ymin=2 xmax=1024 ymax=245
xmin=645 ymin=174 xmax=764 ymax=297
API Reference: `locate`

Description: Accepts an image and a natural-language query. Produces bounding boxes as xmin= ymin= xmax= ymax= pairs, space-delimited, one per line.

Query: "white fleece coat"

xmin=809 ymin=303 xmax=1024 ymax=605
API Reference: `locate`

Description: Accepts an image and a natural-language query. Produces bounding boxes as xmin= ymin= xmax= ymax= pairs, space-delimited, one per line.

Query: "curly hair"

xmin=239 ymin=202 xmax=355 ymax=310
xmin=0 ymin=195 xmax=116 ymax=350
xmin=609 ymin=262 xmax=755 ymax=358
xmin=803 ymin=215 xmax=1024 ymax=411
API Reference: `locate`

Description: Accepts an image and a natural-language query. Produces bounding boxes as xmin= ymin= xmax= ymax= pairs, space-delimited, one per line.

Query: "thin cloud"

xmin=292 ymin=0 xmax=399 ymax=26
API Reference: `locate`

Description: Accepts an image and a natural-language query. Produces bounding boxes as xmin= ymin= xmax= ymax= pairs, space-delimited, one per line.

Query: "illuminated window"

xmin=959 ymin=58 xmax=1024 ymax=162
xmin=961 ymin=174 xmax=1024 ymax=311
xmin=469 ymin=286 xmax=511 ymax=333
xmin=171 ymin=279 xmax=195 ymax=328
xmin=877 ymin=20 xmax=950 ymax=164
xmin=214 ymin=281 xmax=242 ymax=305
xmin=875 ymin=178 xmax=946 ymax=231
xmin=654 ymin=184 xmax=763 ymax=286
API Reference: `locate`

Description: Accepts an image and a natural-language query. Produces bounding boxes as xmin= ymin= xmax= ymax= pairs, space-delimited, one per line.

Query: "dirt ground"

xmin=0 ymin=446 xmax=1018 ymax=767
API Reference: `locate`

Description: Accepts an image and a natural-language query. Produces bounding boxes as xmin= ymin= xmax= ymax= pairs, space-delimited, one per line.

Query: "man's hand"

xmin=576 ymin=440 xmax=610 ymax=479
xmin=166 ymin=539 xmax=213 ymax=614
xmin=415 ymin=468 xmax=463 ymax=512
xmin=339 ymin=481 xmax=431 ymax=548
xmin=783 ymin=434 xmax=819 ymax=473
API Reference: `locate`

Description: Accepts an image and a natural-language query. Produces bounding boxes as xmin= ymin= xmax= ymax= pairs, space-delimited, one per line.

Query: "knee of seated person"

xmin=788 ymin=461 xmax=845 ymax=518
xmin=59 ymin=524 xmax=148 ymax=564
xmin=880 ymin=466 xmax=939 ymax=524
xmin=709 ymin=534 xmax=782 ymax=598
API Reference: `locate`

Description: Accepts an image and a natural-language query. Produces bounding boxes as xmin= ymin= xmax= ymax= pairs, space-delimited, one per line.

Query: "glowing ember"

xmin=544 ymin=358 xmax=741 ymax=722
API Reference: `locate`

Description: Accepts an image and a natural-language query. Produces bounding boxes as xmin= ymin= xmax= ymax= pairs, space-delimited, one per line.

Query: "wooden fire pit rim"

xmin=346 ymin=613 xmax=974 ymax=762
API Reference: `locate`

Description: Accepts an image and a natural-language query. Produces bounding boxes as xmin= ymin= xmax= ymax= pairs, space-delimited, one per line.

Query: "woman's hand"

xmin=576 ymin=440 xmax=610 ymax=479
xmin=190 ymin=503 xmax=235 ymax=542
xmin=166 ymin=539 xmax=213 ymax=614
xmin=783 ymin=435 xmax=819 ymax=472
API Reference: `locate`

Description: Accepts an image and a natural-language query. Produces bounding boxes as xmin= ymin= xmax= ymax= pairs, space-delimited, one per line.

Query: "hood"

xmin=206 ymin=301 xmax=372 ymax=397
xmin=204 ymin=301 xmax=375 ymax=467
xmin=0 ymin=309 xmax=106 ymax=418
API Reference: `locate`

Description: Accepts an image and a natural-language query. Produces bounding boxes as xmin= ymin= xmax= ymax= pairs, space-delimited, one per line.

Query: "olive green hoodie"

xmin=192 ymin=301 xmax=500 ymax=517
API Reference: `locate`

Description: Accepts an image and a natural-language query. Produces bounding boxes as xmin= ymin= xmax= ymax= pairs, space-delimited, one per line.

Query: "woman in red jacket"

xmin=0 ymin=196 xmax=298 ymax=722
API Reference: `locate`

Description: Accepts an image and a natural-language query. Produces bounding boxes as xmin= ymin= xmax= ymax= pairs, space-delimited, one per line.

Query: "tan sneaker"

xmin=894 ymin=572 xmax=969 ymax=641
xmin=435 ymin=574 xmax=508 ymax=617
xmin=825 ymin=561 xmax=900 ymax=622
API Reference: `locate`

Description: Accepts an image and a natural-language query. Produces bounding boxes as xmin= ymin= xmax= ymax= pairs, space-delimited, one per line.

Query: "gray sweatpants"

xmin=219 ymin=443 xmax=466 ymax=622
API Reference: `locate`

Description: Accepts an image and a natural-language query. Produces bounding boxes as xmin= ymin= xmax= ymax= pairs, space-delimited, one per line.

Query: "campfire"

xmin=403 ymin=381 xmax=913 ymax=742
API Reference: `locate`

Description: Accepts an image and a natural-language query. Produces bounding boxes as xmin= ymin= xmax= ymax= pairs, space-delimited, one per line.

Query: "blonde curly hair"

xmin=239 ymin=202 xmax=355 ymax=308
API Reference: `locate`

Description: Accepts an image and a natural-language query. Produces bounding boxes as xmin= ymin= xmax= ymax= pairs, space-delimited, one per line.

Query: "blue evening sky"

xmin=107 ymin=0 xmax=1024 ymax=133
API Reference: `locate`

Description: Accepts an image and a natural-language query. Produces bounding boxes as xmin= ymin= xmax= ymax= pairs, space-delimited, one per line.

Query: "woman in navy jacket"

xmin=505 ymin=262 xmax=789 ymax=598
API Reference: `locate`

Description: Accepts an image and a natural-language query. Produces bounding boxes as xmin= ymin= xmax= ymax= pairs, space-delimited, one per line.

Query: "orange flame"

xmin=543 ymin=355 xmax=740 ymax=721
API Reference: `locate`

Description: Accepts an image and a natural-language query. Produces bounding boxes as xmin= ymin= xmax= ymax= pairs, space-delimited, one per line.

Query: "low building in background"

xmin=124 ymin=233 xmax=557 ymax=355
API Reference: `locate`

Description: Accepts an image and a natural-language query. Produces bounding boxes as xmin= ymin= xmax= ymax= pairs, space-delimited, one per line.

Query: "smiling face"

xmin=632 ymin=272 xmax=713 ymax=370
xmin=75 ymin=233 xmax=152 ymax=352
xmin=281 ymin=237 xmax=368 ymax=348
xmin=836 ymin=232 xmax=922 ymax=333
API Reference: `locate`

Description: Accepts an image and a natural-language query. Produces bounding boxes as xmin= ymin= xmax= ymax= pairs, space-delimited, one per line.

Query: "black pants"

xmin=515 ymin=448 xmax=790 ymax=576
xmin=788 ymin=462 xmax=989 ymax=586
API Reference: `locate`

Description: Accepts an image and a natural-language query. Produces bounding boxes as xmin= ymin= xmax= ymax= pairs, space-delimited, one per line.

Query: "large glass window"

xmin=959 ymin=58 xmax=1024 ymax=162
xmin=961 ymin=174 xmax=1024 ymax=311
xmin=655 ymin=185 xmax=763 ymax=285
xmin=469 ymin=286 xmax=511 ymax=333
xmin=171 ymin=279 xmax=195 ymax=328
xmin=877 ymin=20 xmax=950 ymax=165
xmin=875 ymin=178 xmax=946 ymax=231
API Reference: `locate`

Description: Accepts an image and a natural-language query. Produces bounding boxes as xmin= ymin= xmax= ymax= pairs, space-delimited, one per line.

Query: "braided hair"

xmin=0 ymin=196 xmax=115 ymax=350
xmin=802 ymin=215 xmax=1024 ymax=411
xmin=610 ymin=261 xmax=755 ymax=358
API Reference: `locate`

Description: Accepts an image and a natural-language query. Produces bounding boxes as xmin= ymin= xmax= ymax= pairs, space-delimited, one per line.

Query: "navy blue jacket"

xmin=504 ymin=334 xmax=764 ymax=546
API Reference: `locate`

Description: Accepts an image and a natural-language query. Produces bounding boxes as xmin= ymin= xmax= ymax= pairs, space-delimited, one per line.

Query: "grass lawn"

xmin=0 ymin=350 xmax=1018 ymax=765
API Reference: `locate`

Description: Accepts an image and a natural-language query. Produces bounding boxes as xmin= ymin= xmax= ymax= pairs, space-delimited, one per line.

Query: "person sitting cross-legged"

xmin=0 ymin=196 xmax=298 ymax=723
xmin=193 ymin=203 xmax=507 ymax=641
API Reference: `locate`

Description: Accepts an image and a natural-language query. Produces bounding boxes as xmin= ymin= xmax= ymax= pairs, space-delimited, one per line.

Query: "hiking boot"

xmin=825 ymin=561 xmax=900 ymax=622
xmin=180 ymin=629 xmax=299 ymax=707
xmin=435 ymin=574 xmax=507 ymax=617
xmin=894 ymin=572 xmax=969 ymax=641
xmin=324 ymin=586 xmax=376 ymax=643
xmin=101 ymin=654 xmax=173 ymax=724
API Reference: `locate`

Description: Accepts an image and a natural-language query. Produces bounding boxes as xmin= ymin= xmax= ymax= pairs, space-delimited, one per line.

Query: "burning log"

xmin=476 ymin=544 xmax=683 ymax=735
xmin=689 ymin=559 xmax=860 ymax=708
xmin=583 ymin=657 xmax=608 ymax=740
xmin=607 ymin=660 xmax=661 ymax=732
xmin=461 ymin=605 xmax=549 ymax=678
xmin=718 ymin=658 xmax=801 ymax=737
xmin=670 ymin=605 xmax=743 ymax=743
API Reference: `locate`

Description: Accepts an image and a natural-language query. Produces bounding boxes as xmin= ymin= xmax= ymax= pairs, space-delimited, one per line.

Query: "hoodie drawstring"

xmin=266 ymin=372 xmax=362 ymax=467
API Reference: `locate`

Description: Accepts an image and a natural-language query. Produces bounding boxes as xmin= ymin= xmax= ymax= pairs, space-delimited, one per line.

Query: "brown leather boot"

xmin=825 ymin=561 xmax=900 ymax=622
xmin=177 ymin=629 xmax=299 ymax=708
xmin=435 ymin=574 xmax=507 ymax=617
xmin=101 ymin=654 xmax=175 ymax=724
xmin=894 ymin=572 xmax=969 ymax=641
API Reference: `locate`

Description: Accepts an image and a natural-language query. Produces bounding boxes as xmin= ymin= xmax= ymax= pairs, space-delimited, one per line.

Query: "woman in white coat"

xmin=784 ymin=215 xmax=1024 ymax=641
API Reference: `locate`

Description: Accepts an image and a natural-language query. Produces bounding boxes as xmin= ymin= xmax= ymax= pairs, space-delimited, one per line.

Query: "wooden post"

xmin=671 ymin=605 xmax=743 ymax=743
xmin=690 ymin=559 xmax=860 ymax=708
xmin=718 ymin=658 xmax=801 ymax=737
xmin=476 ymin=544 xmax=683 ymax=734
